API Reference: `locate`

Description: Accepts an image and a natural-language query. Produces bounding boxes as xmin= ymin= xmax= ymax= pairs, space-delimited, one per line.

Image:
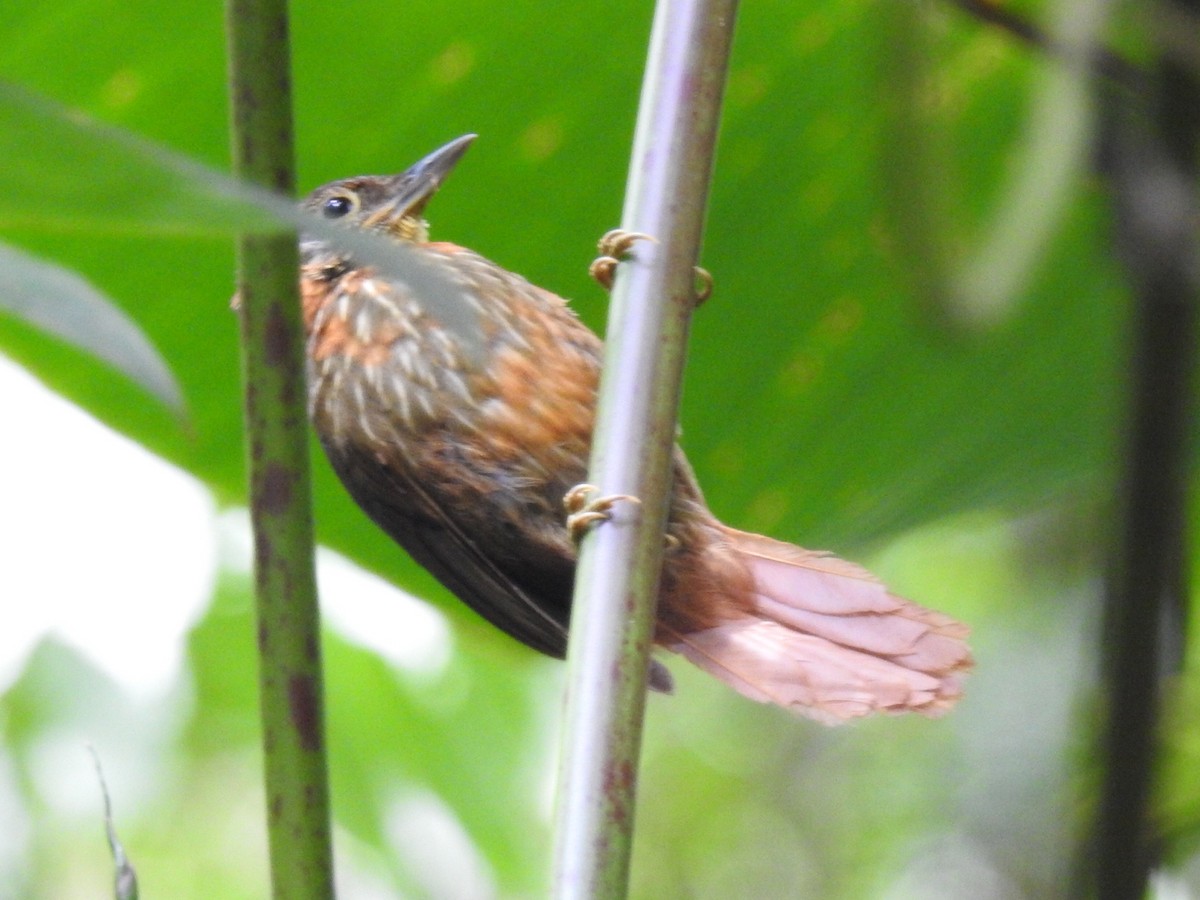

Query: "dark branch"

xmin=1086 ymin=1 xmax=1200 ymax=895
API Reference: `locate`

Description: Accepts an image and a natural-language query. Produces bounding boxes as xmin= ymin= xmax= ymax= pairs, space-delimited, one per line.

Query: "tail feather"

xmin=669 ymin=528 xmax=971 ymax=724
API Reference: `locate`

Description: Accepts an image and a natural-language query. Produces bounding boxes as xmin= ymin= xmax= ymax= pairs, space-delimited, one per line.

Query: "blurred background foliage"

xmin=0 ymin=0 xmax=1191 ymax=897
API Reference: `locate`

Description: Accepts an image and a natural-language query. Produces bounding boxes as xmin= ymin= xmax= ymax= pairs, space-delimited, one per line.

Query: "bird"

xmin=296 ymin=135 xmax=971 ymax=723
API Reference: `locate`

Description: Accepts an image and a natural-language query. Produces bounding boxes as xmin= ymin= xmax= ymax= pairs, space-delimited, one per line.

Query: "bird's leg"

xmin=588 ymin=228 xmax=714 ymax=306
xmin=564 ymin=483 xmax=641 ymax=544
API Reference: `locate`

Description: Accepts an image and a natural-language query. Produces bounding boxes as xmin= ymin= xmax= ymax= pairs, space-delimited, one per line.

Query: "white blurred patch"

xmin=385 ymin=788 xmax=496 ymax=900
xmin=319 ymin=550 xmax=452 ymax=675
xmin=0 ymin=351 xmax=449 ymax=693
xmin=1151 ymin=870 xmax=1197 ymax=900
xmin=29 ymin=725 xmax=171 ymax=822
xmin=0 ymin=356 xmax=216 ymax=696
xmin=218 ymin=509 xmax=452 ymax=676
xmin=334 ymin=826 xmax=410 ymax=900
xmin=882 ymin=834 xmax=1022 ymax=900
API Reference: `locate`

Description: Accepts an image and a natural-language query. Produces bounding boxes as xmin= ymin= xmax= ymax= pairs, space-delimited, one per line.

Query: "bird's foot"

xmin=588 ymin=228 xmax=714 ymax=306
xmin=564 ymin=483 xmax=641 ymax=543
xmin=589 ymin=229 xmax=658 ymax=291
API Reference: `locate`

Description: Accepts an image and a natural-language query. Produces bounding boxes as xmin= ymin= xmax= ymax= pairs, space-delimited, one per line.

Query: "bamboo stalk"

xmin=226 ymin=2 xmax=335 ymax=896
xmin=550 ymin=1 xmax=739 ymax=896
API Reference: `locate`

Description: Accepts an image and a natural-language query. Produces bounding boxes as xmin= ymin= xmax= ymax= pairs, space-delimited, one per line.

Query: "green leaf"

xmin=0 ymin=81 xmax=280 ymax=235
xmin=0 ymin=241 xmax=183 ymax=409
xmin=0 ymin=3 xmax=1124 ymax=553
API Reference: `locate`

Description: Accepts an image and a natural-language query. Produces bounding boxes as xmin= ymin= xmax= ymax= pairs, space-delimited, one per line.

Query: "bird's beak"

xmin=366 ymin=134 xmax=477 ymax=228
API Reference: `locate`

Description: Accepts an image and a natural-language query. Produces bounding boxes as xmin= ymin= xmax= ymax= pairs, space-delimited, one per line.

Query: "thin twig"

xmin=226 ymin=1 xmax=335 ymax=897
xmin=549 ymin=1 xmax=738 ymax=897
xmin=87 ymin=745 xmax=138 ymax=900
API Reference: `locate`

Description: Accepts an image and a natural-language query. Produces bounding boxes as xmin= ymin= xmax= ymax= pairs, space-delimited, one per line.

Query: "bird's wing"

xmin=322 ymin=436 xmax=574 ymax=659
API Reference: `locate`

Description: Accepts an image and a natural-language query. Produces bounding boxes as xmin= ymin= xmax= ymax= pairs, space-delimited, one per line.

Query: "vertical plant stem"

xmin=550 ymin=1 xmax=738 ymax=896
xmin=1091 ymin=4 xmax=1199 ymax=895
xmin=227 ymin=2 xmax=334 ymax=897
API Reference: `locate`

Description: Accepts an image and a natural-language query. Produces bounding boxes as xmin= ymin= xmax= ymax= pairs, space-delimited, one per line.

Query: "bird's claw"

xmin=588 ymin=229 xmax=714 ymax=306
xmin=693 ymin=266 xmax=714 ymax=306
xmin=597 ymin=228 xmax=658 ymax=260
xmin=587 ymin=257 xmax=618 ymax=291
xmin=564 ymin=483 xmax=641 ymax=543
xmin=589 ymin=229 xmax=658 ymax=292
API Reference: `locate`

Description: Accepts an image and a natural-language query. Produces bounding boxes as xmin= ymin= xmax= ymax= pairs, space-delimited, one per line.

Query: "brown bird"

xmin=298 ymin=135 xmax=971 ymax=723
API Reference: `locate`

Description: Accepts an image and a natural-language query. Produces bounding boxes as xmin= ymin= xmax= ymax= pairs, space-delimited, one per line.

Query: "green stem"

xmin=226 ymin=2 xmax=334 ymax=897
xmin=550 ymin=0 xmax=738 ymax=896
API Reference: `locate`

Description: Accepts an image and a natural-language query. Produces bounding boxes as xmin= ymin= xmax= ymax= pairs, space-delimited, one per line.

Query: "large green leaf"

xmin=0 ymin=0 xmax=1121 ymax=555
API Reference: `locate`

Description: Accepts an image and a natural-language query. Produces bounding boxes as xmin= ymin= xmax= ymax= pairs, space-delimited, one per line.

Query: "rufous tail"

xmin=670 ymin=528 xmax=972 ymax=724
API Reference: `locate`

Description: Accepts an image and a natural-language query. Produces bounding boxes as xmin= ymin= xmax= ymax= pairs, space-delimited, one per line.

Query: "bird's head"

xmin=300 ymin=134 xmax=476 ymax=251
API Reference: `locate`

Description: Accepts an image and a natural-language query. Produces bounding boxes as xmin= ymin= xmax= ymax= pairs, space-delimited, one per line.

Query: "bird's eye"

xmin=323 ymin=195 xmax=354 ymax=218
